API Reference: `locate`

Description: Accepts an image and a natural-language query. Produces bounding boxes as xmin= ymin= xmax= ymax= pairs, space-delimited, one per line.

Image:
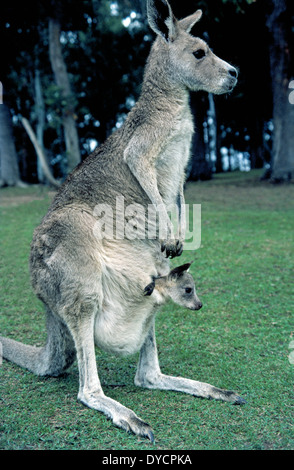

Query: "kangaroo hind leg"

xmin=135 ymin=320 xmax=246 ymax=405
xmin=0 ymin=307 xmax=76 ymax=377
xmin=65 ymin=300 xmax=154 ymax=442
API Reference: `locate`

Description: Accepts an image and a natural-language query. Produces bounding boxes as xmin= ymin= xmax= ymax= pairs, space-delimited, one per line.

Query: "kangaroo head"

xmin=144 ymin=262 xmax=202 ymax=311
xmin=147 ymin=0 xmax=238 ymax=95
xmin=167 ymin=262 xmax=202 ymax=311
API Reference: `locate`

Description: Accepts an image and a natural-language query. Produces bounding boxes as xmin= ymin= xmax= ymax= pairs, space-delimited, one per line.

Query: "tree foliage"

xmin=0 ymin=0 xmax=293 ymax=184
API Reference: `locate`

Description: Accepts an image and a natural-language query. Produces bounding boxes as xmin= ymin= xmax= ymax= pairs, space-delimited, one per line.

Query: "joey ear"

xmin=179 ymin=9 xmax=203 ymax=34
xmin=144 ymin=281 xmax=155 ymax=296
xmin=147 ymin=0 xmax=178 ymax=42
xmin=169 ymin=262 xmax=193 ymax=279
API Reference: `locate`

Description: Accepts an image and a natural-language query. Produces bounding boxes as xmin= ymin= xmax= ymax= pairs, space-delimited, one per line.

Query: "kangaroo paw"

xmin=78 ymin=391 xmax=155 ymax=442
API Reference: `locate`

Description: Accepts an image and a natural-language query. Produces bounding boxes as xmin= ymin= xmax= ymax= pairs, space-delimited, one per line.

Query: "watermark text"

xmin=93 ymin=197 xmax=201 ymax=251
xmin=288 ymin=340 xmax=294 ymax=365
xmin=289 ymin=80 xmax=294 ymax=105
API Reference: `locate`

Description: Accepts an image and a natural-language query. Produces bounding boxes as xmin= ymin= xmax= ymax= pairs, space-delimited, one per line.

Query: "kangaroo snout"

xmin=229 ymin=67 xmax=238 ymax=79
xmin=222 ymin=65 xmax=238 ymax=93
xmin=192 ymin=300 xmax=203 ymax=311
xmin=227 ymin=66 xmax=238 ymax=88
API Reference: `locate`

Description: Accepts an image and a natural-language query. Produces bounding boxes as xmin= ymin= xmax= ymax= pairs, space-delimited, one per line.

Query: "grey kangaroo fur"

xmin=0 ymin=0 xmax=245 ymax=442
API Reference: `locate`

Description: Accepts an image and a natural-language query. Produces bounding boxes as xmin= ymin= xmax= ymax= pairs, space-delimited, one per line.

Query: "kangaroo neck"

xmin=141 ymin=75 xmax=189 ymax=107
xmin=141 ymin=42 xmax=190 ymax=107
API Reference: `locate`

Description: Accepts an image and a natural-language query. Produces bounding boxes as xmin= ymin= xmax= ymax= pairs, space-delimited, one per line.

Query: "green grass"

xmin=0 ymin=172 xmax=293 ymax=450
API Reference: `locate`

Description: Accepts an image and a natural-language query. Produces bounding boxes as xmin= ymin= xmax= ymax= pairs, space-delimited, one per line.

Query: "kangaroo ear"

xmin=147 ymin=0 xmax=178 ymax=42
xmin=179 ymin=10 xmax=203 ymax=34
xmin=169 ymin=262 xmax=192 ymax=279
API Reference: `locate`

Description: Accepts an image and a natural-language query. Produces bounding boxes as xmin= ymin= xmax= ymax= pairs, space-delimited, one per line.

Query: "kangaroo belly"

xmin=94 ymin=302 xmax=156 ymax=356
xmin=93 ymin=238 xmax=168 ymax=355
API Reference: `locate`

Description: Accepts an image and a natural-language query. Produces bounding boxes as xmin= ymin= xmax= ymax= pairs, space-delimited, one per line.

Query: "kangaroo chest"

xmin=156 ymin=106 xmax=194 ymax=205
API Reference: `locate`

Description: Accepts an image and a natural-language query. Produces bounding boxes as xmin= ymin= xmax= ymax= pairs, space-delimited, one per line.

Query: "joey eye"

xmin=193 ymin=49 xmax=206 ymax=60
xmin=185 ymin=287 xmax=192 ymax=294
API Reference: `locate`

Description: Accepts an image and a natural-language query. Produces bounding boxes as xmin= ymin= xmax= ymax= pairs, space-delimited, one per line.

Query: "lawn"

xmin=0 ymin=171 xmax=293 ymax=450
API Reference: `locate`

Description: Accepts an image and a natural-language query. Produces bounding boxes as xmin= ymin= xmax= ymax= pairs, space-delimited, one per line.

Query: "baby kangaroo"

xmin=144 ymin=262 xmax=203 ymax=312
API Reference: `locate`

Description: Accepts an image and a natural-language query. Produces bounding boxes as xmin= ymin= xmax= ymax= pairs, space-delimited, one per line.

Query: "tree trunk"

xmin=21 ymin=117 xmax=61 ymax=188
xmin=266 ymin=0 xmax=294 ymax=182
xmin=34 ymin=69 xmax=46 ymax=183
xmin=187 ymin=92 xmax=212 ymax=181
xmin=48 ymin=17 xmax=81 ymax=174
xmin=0 ymin=104 xmax=25 ymax=187
xmin=250 ymin=117 xmax=266 ymax=170
xmin=207 ymin=93 xmax=218 ymax=173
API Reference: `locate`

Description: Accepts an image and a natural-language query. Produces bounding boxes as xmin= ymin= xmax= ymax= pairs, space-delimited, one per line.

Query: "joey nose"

xmin=193 ymin=301 xmax=202 ymax=311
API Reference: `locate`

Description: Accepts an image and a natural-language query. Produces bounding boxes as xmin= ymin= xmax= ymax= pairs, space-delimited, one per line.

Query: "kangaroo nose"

xmin=194 ymin=302 xmax=202 ymax=310
xmin=229 ymin=67 xmax=238 ymax=79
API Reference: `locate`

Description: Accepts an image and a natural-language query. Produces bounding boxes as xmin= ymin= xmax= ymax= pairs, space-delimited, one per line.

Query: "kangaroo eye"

xmin=185 ymin=288 xmax=192 ymax=294
xmin=193 ymin=49 xmax=205 ymax=60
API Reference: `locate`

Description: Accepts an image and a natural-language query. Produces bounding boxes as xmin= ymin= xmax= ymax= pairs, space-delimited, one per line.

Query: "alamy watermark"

xmin=0 ymin=81 xmax=3 ymax=104
xmin=288 ymin=340 xmax=294 ymax=365
xmin=289 ymin=80 xmax=294 ymax=105
xmin=92 ymin=196 xmax=201 ymax=251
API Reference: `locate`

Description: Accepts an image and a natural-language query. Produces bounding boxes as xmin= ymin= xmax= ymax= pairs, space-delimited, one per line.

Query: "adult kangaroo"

xmin=0 ymin=0 xmax=244 ymax=442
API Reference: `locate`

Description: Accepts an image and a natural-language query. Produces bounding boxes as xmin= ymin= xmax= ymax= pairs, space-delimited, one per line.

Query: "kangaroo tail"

xmin=1 ymin=336 xmax=49 ymax=375
xmin=0 ymin=309 xmax=76 ymax=377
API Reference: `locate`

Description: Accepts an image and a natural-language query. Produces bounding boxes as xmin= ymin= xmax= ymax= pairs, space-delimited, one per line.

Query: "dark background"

xmin=0 ymin=0 xmax=293 ymax=185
